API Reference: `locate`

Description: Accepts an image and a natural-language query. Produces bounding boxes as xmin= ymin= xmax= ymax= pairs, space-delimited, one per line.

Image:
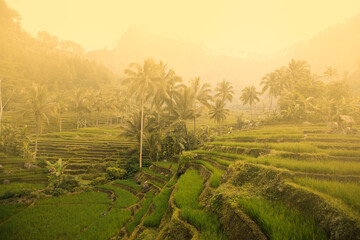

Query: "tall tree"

xmin=260 ymin=72 xmax=281 ymax=110
xmin=209 ymin=99 xmax=230 ymax=134
xmin=20 ymin=83 xmax=54 ymax=160
xmin=123 ymin=58 xmax=159 ymax=168
xmin=240 ymin=86 xmax=260 ymax=119
xmin=214 ymin=80 xmax=234 ymax=103
xmin=323 ymin=67 xmax=339 ymax=82
xmin=0 ymin=79 xmax=15 ymax=134
xmin=190 ymin=77 xmax=212 ymax=133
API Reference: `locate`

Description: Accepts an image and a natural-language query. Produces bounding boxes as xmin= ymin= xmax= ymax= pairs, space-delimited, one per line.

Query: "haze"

xmin=6 ymin=0 xmax=360 ymax=55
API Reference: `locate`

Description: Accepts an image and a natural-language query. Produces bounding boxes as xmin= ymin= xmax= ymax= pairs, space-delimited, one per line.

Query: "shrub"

xmin=59 ymin=176 xmax=80 ymax=191
xmin=91 ymin=177 xmax=108 ymax=186
xmin=125 ymin=155 xmax=140 ymax=178
xmin=106 ymin=167 xmax=126 ymax=180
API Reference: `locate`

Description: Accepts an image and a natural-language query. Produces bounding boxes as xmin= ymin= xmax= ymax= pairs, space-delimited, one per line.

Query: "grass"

xmin=36 ymin=191 xmax=111 ymax=205
xmin=166 ymin=177 xmax=178 ymax=188
xmin=248 ymin=156 xmax=360 ymax=175
xmin=153 ymin=161 xmax=179 ymax=172
xmin=126 ymin=192 xmax=154 ymax=234
xmin=195 ymin=150 xmax=360 ymax=176
xmin=293 ymin=177 xmax=360 ymax=213
xmin=0 ymin=183 xmax=45 ymax=199
xmin=192 ymin=150 xmax=244 ymax=161
xmin=238 ymin=197 xmax=326 ymax=240
xmin=143 ymin=188 xmax=172 ymax=227
xmin=114 ymin=179 xmax=142 ymax=191
xmin=95 ymin=185 xmax=138 ymax=208
xmin=207 ymin=141 xmax=320 ymax=153
xmin=77 ymin=208 xmax=131 ymax=240
xmin=194 ymin=160 xmax=225 ymax=188
xmin=0 ymin=204 xmax=27 ymax=223
xmin=174 ymin=170 xmax=226 ymax=240
xmin=142 ymin=167 xmax=170 ymax=181
xmin=0 ymin=192 xmax=111 ymax=240
xmin=151 ymin=180 xmax=165 ymax=188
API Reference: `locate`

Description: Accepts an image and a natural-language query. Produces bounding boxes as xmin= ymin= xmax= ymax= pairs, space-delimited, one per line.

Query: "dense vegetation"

xmin=1 ymin=0 xmax=360 ymax=239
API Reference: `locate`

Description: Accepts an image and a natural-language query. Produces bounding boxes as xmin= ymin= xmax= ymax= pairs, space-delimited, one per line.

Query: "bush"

xmin=91 ymin=177 xmax=108 ymax=186
xmin=59 ymin=176 xmax=80 ymax=191
xmin=125 ymin=155 xmax=140 ymax=177
xmin=51 ymin=188 xmax=64 ymax=197
xmin=106 ymin=167 xmax=126 ymax=180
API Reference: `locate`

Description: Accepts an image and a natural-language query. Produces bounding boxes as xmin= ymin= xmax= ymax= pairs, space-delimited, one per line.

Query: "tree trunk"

xmin=139 ymin=98 xmax=144 ymax=168
xmin=33 ymin=122 xmax=39 ymax=161
xmin=250 ymin=104 xmax=253 ymax=121
xmin=184 ymin=122 xmax=191 ymax=150
xmin=194 ymin=117 xmax=196 ymax=134
xmin=59 ymin=115 xmax=62 ymax=132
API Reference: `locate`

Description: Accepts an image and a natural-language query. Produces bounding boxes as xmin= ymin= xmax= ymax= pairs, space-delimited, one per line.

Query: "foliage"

xmin=45 ymin=158 xmax=68 ymax=188
xmin=106 ymin=167 xmax=126 ymax=180
xmin=0 ymin=124 xmax=31 ymax=157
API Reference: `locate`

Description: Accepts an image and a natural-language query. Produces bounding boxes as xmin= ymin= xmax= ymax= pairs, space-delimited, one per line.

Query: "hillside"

xmin=0 ymin=0 xmax=118 ymax=92
xmin=87 ymin=15 xmax=360 ymax=93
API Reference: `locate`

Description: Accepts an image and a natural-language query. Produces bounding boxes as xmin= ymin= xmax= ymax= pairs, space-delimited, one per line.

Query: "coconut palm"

xmin=209 ymin=99 xmax=230 ymax=134
xmin=240 ymin=86 xmax=260 ymax=119
xmin=323 ymin=67 xmax=339 ymax=82
xmin=214 ymin=80 xmax=234 ymax=103
xmin=286 ymin=59 xmax=311 ymax=90
xmin=20 ymin=83 xmax=54 ymax=160
xmin=260 ymin=72 xmax=281 ymax=110
xmin=123 ymin=58 xmax=159 ymax=168
xmin=190 ymin=77 xmax=212 ymax=133
xmin=167 ymin=87 xmax=195 ymax=149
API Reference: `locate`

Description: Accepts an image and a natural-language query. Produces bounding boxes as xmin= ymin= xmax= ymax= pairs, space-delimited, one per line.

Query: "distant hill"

xmin=0 ymin=0 xmax=117 ymax=91
xmin=87 ymin=15 xmax=360 ymax=95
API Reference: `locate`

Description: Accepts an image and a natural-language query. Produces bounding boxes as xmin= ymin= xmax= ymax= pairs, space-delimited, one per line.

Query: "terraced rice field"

xmin=1 ymin=124 xmax=360 ymax=239
xmin=189 ymin=124 xmax=360 ymax=239
xmin=35 ymin=128 xmax=138 ymax=179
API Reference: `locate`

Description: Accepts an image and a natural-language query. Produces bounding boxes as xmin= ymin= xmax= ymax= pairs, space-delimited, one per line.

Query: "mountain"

xmin=87 ymin=15 xmax=360 ymax=95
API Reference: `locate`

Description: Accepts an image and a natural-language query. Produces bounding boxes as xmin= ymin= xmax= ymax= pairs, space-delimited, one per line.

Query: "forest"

xmin=0 ymin=0 xmax=360 ymax=239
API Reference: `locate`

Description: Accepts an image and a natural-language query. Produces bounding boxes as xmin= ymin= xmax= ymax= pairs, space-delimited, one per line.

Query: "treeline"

xmin=0 ymin=0 xmax=118 ymax=107
xmin=121 ymin=59 xmax=235 ymax=165
xmin=260 ymin=59 xmax=360 ymax=124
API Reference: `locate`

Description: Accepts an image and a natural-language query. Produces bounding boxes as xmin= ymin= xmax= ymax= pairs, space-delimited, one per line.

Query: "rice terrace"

xmin=1 ymin=0 xmax=360 ymax=239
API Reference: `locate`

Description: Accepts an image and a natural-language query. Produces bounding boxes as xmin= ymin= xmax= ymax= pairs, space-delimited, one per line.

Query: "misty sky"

xmin=6 ymin=0 xmax=360 ymax=55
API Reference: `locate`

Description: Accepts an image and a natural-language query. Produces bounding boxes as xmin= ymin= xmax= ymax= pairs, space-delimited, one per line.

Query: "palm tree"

xmin=214 ymin=80 xmax=234 ymax=103
xmin=209 ymin=99 xmax=230 ymax=134
xmin=153 ymin=61 xmax=183 ymax=118
xmin=168 ymin=87 xmax=195 ymax=149
xmin=260 ymin=72 xmax=281 ymax=110
xmin=190 ymin=77 xmax=212 ymax=133
xmin=286 ymin=59 xmax=311 ymax=90
xmin=323 ymin=67 xmax=339 ymax=82
xmin=123 ymin=58 xmax=159 ymax=168
xmin=53 ymin=93 xmax=68 ymax=132
xmin=240 ymin=86 xmax=260 ymax=120
xmin=20 ymin=83 xmax=54 ymax=160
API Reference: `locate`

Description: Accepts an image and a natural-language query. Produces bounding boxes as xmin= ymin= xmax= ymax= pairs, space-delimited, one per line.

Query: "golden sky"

xmin=6 ymin=0 xmax=360 ymax=55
